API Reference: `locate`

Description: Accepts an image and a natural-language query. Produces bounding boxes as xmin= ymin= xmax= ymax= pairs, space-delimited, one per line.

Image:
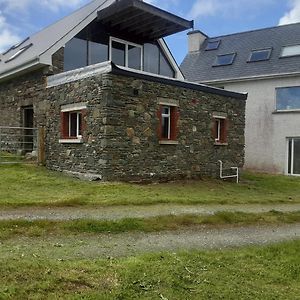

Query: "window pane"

xmin=214 ymin=54 xmax=235 ymax=66
xmin=160 ymin=51 xmax=175 ymax=78
xmin=64 ymin=38 xmax=88 ymax=71
xmin=111 ymin=41 xmax=125 ymax=66
xmin=288 ymin=139 xmax=292 ymax=174
xmin=128 ymin=45 xmax=141 ymax=70
xmin=281 ymin=45 xmax=300 ymax=57
xmin=89 ymin=40 xmax=108 ymax=65
xmin=70 ymin=113 xmax=78 ymax=137
xmin=205 ymin=40 xmax=220 ymax=51
xmin=249 ymin=49 xmax=271 ymax=62
xmin=162 ymin=116 xmax=170 ymax=139
xmin=78 ymin=113 xmax=82 ymax=136
xmin=276 ymin=87 xmax=300 ymax=110
xmin=144 ymin=43 xmax=159 ymax=74
xmin=294 ymin=139 xmax=300 ymax=175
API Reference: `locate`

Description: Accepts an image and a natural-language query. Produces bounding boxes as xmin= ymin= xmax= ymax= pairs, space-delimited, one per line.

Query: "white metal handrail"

xmin=218 ymin=160 xmax=239 ymax=183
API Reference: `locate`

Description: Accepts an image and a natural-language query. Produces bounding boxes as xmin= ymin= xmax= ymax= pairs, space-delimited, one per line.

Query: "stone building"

xmin=0 ymin=0 xmax=247 ymax=181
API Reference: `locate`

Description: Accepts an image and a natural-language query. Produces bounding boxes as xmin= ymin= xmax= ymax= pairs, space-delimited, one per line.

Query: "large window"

xmin=276 ymin=86 xmax=300 ymax=111
xmin=287 ymin=138 xmax=300 ymax=176
xmin=110 ymin=37 xmax=142 ymax=71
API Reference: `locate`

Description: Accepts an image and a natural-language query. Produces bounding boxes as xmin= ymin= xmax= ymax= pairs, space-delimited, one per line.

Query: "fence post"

xmin=38 ymin=126 xmax=46 ymax=165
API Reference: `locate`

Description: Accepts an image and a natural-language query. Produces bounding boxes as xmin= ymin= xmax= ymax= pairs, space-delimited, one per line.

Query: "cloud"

xmin=0 ymin=12 xmax=21 ymax=52
xmin=188 ymin=0 xmax=276 ymax=20
xmin=279 ymin=0 xmax=300 ymax=25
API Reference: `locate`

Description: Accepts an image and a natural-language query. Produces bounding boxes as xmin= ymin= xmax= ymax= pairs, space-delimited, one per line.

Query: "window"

xmin=213 ymin=53 xmax=236 ymax=66
xmin=110 ymin=37 xmax=143 ymax=71
xmin=60 ymin=103 xmax=87 ymax=143
xmin=276 ymin=86 xmax=300 ymax=111
xmin=158 ymin=103 xmax=179 ymax=144
xmin=205 ymin=40 xmax=221 ymax=51
xmin=248 ymin=48 xmax=272 ymax=62
xmin=64 ymin=38 xmax=88 ymax=71
xmin=281 ymin=45 xmax=300 ymax=57
xmin=5 ymin=43 xmax=33 ymax=63
xmin=287 ymin=138 xmax=300 ymax=176
xmin=212 ymin=116 xmax=228 ymax=144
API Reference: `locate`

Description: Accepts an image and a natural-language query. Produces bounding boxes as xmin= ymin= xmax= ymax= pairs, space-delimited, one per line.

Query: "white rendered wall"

xmin=223 ymin=77 xmax=300 ymax=174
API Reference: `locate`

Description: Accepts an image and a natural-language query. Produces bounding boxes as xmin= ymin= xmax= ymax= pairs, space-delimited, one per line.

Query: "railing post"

xmin=38 ymin=126 xmax=46 ymax=165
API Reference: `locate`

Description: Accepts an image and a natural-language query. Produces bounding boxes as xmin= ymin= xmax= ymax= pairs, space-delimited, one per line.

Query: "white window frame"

xmin=109 ymin=37 xmax=143 ymax=70
xmin=275 ymin=86 xmax=300 ymax=112
xmin=69 ymin=111 xmax=82 ymax=138
xmin=213 ymin=115 xmax=226 ymax=143
xmin=281 ymin=44 xmax=300 ymax=58
xmin=161 ymin=106 xmax=171 ymax=140
xmin=287 ymin=137 xmax=300 ymax=176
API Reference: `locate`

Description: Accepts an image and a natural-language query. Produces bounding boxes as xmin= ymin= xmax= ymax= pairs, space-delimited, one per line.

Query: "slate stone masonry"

xmin=45 ymin=71 xmax=245 ymax=182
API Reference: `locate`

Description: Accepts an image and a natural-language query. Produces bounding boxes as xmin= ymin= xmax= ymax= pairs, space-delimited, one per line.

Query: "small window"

xmin=5 ymin=43 xmax=33 ymax=63
xmin=60 ymin=104 xmax=87 ymax=143
xmin=212 ymin=117 xmax=228 ymax=144
xmin=213 ymin=53 xmax=236 ymax=66
xmin=281 ymin=45 xmax=300 ymax=57
xmin=248 ymin=48 xmax=272 ymax=62
xmin=158 ymin=104 xmax=179 ymax=142
xmin=205 ymin=40 xmax=221 ymax=51
xmin=276 ymin=86 xmax=300 ymax=111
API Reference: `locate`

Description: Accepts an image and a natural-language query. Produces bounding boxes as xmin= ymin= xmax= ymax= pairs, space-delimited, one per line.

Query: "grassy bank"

xmin=0 ymin=240 xmax=299 ymax=299
xmin=0 ymin=164 xmax=300 ymax=207
xmin=0 ymin=210 xmax=300 ymax=239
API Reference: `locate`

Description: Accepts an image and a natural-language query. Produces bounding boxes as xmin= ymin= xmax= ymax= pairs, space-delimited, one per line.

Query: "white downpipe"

xmin=218 ymin=160 xmax=239 ymax=183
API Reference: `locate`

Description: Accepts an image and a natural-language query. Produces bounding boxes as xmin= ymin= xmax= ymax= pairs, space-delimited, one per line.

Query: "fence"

xmin=0 ymin=126 xmax=44 ymax=164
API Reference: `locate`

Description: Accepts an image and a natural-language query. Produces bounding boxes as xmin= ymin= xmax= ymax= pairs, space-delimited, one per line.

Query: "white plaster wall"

xmin=223 ymin=77 xmax=300 ymax=174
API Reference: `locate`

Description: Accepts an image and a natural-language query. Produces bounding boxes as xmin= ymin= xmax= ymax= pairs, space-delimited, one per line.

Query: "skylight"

xmin=205 ymin=40 xmax=221 ymax=51
xmin=213 ymin=53 xmax=236 ymax=66
xmin=5 ymin=43 xmax=33 ymax=63
xmin=281 ymin=45 xmax=300 ymax=57
xmin=2 ymin=37 xmax=29 ymax=55
xmin=248 ymin=48 xmax=272 ymax=62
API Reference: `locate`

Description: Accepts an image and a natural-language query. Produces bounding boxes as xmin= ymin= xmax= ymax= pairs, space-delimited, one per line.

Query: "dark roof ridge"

xmin=205 ymin=21 xmax=300 ymax=40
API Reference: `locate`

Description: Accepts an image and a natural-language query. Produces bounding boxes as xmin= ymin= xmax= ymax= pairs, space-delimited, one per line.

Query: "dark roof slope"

xmin=181 ymin=22 xmax=300 ymax=83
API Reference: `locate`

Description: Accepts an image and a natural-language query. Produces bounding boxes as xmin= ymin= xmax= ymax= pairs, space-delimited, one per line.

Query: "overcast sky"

xmin=1 ymin=0 xmax=300 ymax=64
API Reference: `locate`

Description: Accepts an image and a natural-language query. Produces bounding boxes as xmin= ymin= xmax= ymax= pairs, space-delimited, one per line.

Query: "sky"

xmin=1 ymin=0 xmax=300 ymax=64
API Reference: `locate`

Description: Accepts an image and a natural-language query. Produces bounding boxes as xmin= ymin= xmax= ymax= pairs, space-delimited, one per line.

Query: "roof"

xmin=97 ymin=0 xmax=193 ymax=42
xmin=0 ymin=0 xmax=187 ymax=82
xmin=47 ymin=61 xmax=247 ymax=100
xmin=181 ymin=22 xmax=300 ymax=83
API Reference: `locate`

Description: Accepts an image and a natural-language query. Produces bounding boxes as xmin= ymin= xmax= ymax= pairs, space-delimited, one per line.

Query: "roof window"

xmin=205 ymin=40 xmax=221 ymax=51
xmin=213 ymin=53 xmax=236 ymax=66
xmin=248 ymin=48 xmax=272 ymax=62
xmin=281 ymin=44 xmax=300 ymax=57
xmin=2 ymin=37 xmax=30 ymax=55
xmin=5 ymin=43 xmax=33 ymax=63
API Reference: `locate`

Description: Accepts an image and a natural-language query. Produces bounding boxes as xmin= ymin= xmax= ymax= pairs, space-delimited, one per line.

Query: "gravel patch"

xmin=0 ymin=203 xmax=300 ymax=221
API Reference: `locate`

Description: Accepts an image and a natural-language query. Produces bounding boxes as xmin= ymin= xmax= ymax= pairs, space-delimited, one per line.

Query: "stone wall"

xmin=45 ymin=72 xmax=245 ymax=181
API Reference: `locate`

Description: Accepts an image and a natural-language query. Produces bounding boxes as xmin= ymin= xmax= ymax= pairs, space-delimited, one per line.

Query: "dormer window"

xmin=110 ymin=37 xmax=142 ymax=70
xmin=205 ymin=40 xmax=221 ymax=51
xmin=281 ymin=44 xmax=300 ymax=58
xmin=213 ymin=53 xmax=236 ymax=67
xmin=248 ymin=48 xmax=272 ymax=62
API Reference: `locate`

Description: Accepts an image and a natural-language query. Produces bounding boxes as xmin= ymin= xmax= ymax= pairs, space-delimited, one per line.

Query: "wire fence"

xmin=0 ymin=126 xmax=38 ymax=164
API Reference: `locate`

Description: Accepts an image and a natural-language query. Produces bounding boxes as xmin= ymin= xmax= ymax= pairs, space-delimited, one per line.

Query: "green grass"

xmin=0 ymin=240 xmax=299 ymax=299
xmin=0 ymin=210 xmax=300 ymax=239
xmin=1 ymin=164 xmax=300 ymax=207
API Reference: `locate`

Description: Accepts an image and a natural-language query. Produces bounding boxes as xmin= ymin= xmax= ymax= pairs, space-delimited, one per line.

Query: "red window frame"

xmin=157 ymin=105 xmax=179 ymax=141
xmin=212 ymin=117 xmax=228 ymax=144
xmin=60 ymin=109 xmax=86 ymax=139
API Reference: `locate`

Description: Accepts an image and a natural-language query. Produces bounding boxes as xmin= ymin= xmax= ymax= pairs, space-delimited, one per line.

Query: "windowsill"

xmin=59 ymin=138 xmax=83 ymax=144
xmin=214 ymin=142 xmax=228 ymax=146
xmin=159 ymin=140 xmax=179 ymax=145
xmin=272 ymin=110 xmax=300 ymax=114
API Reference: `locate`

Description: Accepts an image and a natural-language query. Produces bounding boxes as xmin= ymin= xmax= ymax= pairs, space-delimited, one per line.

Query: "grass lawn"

xmin=1 ymin=210 xmax=300 ymax=239
xmin=0 ymin=164 xmax=300 ymax=207
xmin=0 ymin=240 xmax=299 ymax=299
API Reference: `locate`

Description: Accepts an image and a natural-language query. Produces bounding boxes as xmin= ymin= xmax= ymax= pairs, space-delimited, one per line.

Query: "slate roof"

xmin=181 ymin=22 xmax=300 ymax=83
